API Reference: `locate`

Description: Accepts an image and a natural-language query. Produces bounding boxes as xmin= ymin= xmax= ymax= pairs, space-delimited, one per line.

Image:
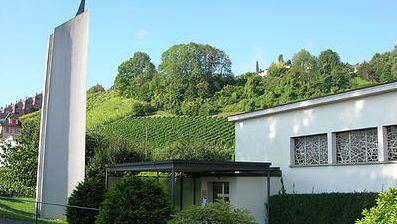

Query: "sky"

xmin=1 ymin=0 xmax=397 ymax=107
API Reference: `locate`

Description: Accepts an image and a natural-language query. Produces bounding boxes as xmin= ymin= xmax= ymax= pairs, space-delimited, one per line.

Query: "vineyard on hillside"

xmin=93 ymin=116 xmax=235 ymax=150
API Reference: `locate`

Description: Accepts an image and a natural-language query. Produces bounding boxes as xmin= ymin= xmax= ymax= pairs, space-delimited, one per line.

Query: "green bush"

xmin=168 ymin=200 xmax=257 ymax=224
xmin=66 ymin=177 xmax=106 ymax=224
xmin=0 ymin=168 xmax=35 ymax=197
xmin=95 ymin=174 xmax=172 ymax=224
xmin=131 ymin=102 xmax=145 ymax=116
xmin=270 ymin=192 xmax=378 ymax=224
xmin=356 ymin=187 xmax=397 ymax=224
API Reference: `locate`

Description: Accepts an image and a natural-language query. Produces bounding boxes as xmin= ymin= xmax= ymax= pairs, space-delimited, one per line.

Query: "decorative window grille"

xmin=336 ymin=128 xmax=378 ymax=164
xmin=294 ymin=134 xmax=328 ymax=165
xmin=386 ymin=125 xmax=397 ymax=161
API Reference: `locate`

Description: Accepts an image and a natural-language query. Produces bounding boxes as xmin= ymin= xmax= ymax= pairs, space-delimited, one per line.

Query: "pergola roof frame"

xmin=105 ymin=159 xmax=279 ymax=173
xmin=105 ymin=159 xmax=281 ymax=223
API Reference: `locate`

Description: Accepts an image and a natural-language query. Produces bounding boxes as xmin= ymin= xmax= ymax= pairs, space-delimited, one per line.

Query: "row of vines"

xmin=93 ymin=116 xmax=235 ymax=149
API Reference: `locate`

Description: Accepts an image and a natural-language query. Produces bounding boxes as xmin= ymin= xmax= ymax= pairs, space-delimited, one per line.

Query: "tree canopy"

xmin=113 ymin=51 xmax=157 ymax=101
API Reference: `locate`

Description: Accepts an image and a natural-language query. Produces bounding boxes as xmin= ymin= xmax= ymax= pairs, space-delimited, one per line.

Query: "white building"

xmin=229 ymin=82 xmax=397 ymax=196
xmin=107 ymin=82 xmax=397 ymax=224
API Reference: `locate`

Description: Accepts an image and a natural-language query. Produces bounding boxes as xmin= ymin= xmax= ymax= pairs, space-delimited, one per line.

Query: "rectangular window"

xmin=386 ymin=125 xmax=397 ymax=161
xmin=336 ymin=128 xmax=378 ymax=164
xmin=294 ymin=134 xmax=328 ymax=165
xmin=213 ymin=182 xmax=229 ymax=202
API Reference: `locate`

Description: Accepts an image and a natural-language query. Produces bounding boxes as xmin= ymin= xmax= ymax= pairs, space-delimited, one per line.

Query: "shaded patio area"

xmin=105 ymin=159 xmax=281 ymax=217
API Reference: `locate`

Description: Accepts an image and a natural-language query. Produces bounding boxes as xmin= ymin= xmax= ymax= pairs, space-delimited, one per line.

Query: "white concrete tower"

xmin=36 ymin=1 xmax=89 ymax=219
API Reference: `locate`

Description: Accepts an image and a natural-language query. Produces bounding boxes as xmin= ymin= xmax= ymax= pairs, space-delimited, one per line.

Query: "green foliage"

xmin=66 ymin=177 xmax=105 ymax=224
xmin=156 ymin=42 xmax=234 ymax=114
xmin=98 ymin=116 xmax=234 ymax=152
xmin=87 ymin=84 xmax=105 ymax=94
xmin=0 ymin=118 xmax=40 ymax=188
xmin=168 ymin=200 xmax=257 ymax=224
xmin=356 ymin=187 xmax=397 ymax=224
xmin=86 ymin=91 xmax=139 ymax=128
xmin=131 ymin=101 xmax=145 ymax=117
xmin=95 ymin=175 xmax=172 ymax=224
xmin=85 ymin=132 xmax=145 ymax=179
xmin=181 ymin=99 xmax=203 ymax=116
xmin=151 ymin=140 xmax=233 ymax=161
xmin=113 ymin=51 xmax=156 ymax=100
xmin=270 ymin=192 xmax=378 ymax=224
xmin=0 ymin=168 xmax=35 ymax=197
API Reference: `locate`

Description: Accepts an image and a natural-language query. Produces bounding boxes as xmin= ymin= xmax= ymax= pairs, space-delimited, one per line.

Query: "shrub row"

xmin=0 ymin=169 xmax=35 ymax=197
xmin=270 ymin=192 xmax=378 ymax=224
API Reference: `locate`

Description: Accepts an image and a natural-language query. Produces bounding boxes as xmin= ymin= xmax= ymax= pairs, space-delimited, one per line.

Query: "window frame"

xmin=292 ymin=133 xmax=328 ymax=166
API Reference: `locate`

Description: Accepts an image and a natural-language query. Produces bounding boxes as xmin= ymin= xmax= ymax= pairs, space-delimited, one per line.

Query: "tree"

xmin=356 ymin=187 xmax=397 ymax=224
xmin=288 ymin=49 xmax=317 ymax=85
xmin=267 ymin=62 xmax=288 ymax=77
xmin=0 ymin=118 xmax=40 ymax=187
xmin=278 ymin=54 xmax=284 ymax=63
xmin=357 ymin=61 xmax=375 ymax=82
xmin=367 ymin=53 xmax=389 ymax=82
xmin=66 ymin=177 xmax=105 ymax=224
xmin=87 ymin=84 xmax=105 ymax=94
xmin=113 ymin=52 xmax=156 ymax=101
xmin=157 ymin=42 xmax=233 ymax=113
xmin=318 ymin=49 xmax=341 ymax=76
xmin=85 ymin=132 xmax=145 ymax=179
xmin=256 ymin=61 xmax=260 ymax=73
xmin=390 ymin=46 xmax=397 ymax=80
xmin=95 ymin=174 xmax=172 ymax=224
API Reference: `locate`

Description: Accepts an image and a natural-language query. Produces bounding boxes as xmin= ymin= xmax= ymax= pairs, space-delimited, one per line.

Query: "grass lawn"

xmin=0 ymin=197 xmax=67 ymax=224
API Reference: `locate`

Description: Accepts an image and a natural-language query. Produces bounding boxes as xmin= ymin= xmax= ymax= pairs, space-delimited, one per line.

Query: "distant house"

xmin=1 ymin=93 xmax=42 ymax=116
xmin=0 ymin=93 xmax=42 ymax=149
xmin=0 ymin=113 xmax=22 ymax=139
xmin=0 ymin=113 xmax=21 ymax=166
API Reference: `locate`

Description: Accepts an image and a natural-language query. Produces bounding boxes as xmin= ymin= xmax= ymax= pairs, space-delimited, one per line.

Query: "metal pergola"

xmin=105 ymin=159 xmax=281 ymax=221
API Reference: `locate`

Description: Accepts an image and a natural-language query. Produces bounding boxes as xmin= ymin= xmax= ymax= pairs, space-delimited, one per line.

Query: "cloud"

xmin=135 ymin=29 xmax=148 ymax=39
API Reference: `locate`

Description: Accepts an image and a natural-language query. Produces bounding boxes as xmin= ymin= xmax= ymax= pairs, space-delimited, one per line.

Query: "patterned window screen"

xmin=386 ymin=125 xmax=397 ymax=161
xmin=336 ymin=128 xmax=378 ymax=164
xmin=294 ymin=134 xmax=328 ymax=165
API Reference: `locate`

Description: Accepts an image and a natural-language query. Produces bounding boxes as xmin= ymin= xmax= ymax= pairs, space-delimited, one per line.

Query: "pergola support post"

xmin=171 ymin=166 xmax=175 ymax=206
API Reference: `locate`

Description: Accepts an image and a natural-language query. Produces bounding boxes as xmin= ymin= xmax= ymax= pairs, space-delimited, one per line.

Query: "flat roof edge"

xmin=106 ymin=159 xmax=276 ymax=173
xmin=228 ymin=82 xmax=397 ymax=122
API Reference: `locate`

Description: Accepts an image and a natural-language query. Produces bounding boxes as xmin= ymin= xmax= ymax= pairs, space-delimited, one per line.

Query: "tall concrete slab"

xmin=36 ymin=10 xmax=90 ymax=219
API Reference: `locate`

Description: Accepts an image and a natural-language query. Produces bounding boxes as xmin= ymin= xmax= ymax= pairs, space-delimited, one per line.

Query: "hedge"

xmin=270 ymin=192 xmax=378 ymax=224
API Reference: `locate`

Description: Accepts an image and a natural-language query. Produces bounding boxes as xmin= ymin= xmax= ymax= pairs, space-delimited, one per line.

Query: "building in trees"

xmin=0 ymin=113 xmax=21 ymax=139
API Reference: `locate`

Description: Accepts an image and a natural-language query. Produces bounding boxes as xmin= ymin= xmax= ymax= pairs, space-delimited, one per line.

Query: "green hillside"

xmin=86 ymin=91 xmax=235 ymax=150
xmin=98 ymin=116 xmax=234 ymax=149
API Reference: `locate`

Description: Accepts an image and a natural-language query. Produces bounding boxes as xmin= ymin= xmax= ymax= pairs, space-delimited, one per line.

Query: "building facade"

xmin=0 ymin=113 xmax=21 ymax=139
xmin=229 ymin=82 xmax=397 ymax=195
xmin=1 ymin=93 xmax=42 ymax=116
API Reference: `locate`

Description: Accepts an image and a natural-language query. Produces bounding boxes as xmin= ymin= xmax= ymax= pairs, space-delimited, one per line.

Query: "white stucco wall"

xmin=201 ymin=176 xmax=280 ymax=224
xmin=230 ymin=83 xmax=397 ymax=194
